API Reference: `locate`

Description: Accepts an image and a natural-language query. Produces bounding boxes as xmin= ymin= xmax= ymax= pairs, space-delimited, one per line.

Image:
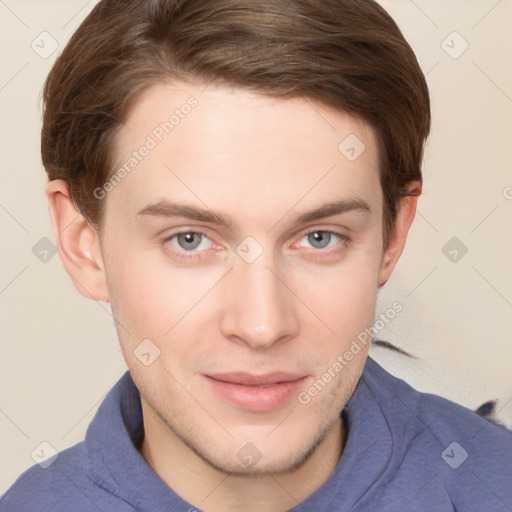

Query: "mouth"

xmin=202 ymin=372 xmax=309 ymax=412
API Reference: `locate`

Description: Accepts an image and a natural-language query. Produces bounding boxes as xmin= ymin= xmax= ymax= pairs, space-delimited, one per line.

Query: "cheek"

xmin=298 ymin=250 xmax=381 ymax=332
xmin=104 ymin=245 xmax=225 ymax=346
xmin=103 ymin=243 xmax=168 ymax=338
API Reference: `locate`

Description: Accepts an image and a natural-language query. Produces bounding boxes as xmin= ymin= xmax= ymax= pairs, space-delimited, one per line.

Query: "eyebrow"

xmin=136 ymin=197 xmax=371 ymax=230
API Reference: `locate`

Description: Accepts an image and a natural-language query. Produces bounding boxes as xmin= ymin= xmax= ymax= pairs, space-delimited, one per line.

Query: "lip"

xmin=203 ymin=372 xmax=308 ymax=412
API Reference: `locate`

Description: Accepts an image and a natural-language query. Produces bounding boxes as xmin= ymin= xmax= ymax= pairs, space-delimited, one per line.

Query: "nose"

xmin=220 ymin=249 xmax=300 ymax=350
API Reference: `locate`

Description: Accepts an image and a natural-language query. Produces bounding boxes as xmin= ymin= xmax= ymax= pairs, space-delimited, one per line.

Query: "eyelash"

xmin=162 ymin=228 xmax=350 ymax=261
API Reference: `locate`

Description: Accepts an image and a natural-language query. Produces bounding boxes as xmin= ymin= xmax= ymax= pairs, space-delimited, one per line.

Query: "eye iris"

xmin=177 ymin=232 xmax=202 ymax=250
xmin=308 ymin=231 xmax=331 ymax=249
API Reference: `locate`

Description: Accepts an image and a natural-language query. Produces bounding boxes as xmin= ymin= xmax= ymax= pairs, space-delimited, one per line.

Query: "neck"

xmin=138 ymin=400 xmax=346 ymax=512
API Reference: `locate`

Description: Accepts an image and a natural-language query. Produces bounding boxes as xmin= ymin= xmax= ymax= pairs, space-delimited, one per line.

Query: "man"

xmin=1 ymin=0 xmax=511 ymax=511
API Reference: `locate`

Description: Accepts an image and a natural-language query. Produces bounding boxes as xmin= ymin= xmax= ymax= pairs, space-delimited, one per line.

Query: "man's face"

xmin=100 ymin=81 xmax=385 ymax=474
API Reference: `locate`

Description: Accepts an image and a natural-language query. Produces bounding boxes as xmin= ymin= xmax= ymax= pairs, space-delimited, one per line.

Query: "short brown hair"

xmin=42 ymin=0 xmax=430 ymax=247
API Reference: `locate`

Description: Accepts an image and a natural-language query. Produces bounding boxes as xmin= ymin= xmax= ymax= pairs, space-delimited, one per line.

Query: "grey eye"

xmin=306 ymin=231 xmax=333 ymax=249
xmin=176 ymin=232 xmax=203 ymax=251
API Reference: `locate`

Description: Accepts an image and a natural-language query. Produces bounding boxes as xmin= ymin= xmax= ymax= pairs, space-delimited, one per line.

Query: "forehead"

xmin=106 ymin=81 xmax=381 ymax=225
xmin=116 ymin=81 xmax=376 ymax=156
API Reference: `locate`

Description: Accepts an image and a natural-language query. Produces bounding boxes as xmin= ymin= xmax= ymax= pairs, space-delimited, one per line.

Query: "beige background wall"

xmin=1 ymin=0 xmax=511 ymax=493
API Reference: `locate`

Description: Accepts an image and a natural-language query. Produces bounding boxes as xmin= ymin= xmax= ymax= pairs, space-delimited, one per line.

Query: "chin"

xmin=201 ymin=445 xmax=311 ymax=477
xmin=190 ymin=419 xmax=334 ymax=477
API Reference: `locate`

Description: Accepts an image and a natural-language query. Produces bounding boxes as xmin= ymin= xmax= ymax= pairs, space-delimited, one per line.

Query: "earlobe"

xmin=46 ymin=179 xmax=110 ymax=302
xmin=378 ymin=183 xmax=421 ymax=287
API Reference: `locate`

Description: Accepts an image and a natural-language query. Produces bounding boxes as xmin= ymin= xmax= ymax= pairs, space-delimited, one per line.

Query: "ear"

xmin=378 ymin=182 xmax=421 ymax=287
xmin=46 ymin=179 xmax=110 ymax=302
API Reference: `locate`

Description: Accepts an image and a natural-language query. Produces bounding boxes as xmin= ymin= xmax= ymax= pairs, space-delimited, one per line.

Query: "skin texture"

xmin=46 ymin=81 xmax=419 ymax=512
